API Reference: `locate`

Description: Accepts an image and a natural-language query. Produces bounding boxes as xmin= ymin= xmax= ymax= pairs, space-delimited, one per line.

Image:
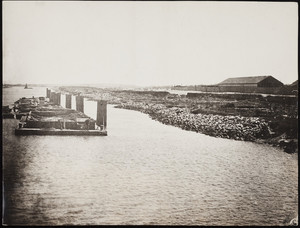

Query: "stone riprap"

xmin=116 ymin=102 xmax=271 ymax=142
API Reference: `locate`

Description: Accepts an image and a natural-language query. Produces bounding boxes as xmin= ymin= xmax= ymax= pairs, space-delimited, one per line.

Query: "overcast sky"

xmin=3 ymin=1 xmax=298 ymax=86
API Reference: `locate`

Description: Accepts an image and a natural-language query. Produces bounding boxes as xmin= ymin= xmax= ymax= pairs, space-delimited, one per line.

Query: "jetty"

xmin=11 ymin=88 xmax=107 ymax=136
xmin=15 ymin=128 xmax=106 ymax=136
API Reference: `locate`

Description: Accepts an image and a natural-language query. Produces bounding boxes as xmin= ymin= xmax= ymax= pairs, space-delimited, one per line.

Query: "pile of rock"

xmin=116 ymin=102 xmax=271 ymax=142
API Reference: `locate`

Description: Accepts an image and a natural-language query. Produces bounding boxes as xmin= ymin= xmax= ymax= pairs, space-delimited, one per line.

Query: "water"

xmin=2 ymin=87 xmax=298 ymax=225
xmin=3 ymin=86 xmax=47 ymax=107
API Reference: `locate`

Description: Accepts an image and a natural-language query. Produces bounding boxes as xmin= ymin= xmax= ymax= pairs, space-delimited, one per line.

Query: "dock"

xmin=15 ymin=128 xmax=107 ymax=136
xmin=10 ymin=88 xmax=108 ymax=136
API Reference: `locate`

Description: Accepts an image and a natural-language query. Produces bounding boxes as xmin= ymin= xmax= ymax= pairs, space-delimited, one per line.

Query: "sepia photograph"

xmin=2 ymin=0 xmax=298 ymax=226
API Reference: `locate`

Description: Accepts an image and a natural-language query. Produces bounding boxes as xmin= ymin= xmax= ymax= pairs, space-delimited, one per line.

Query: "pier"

xmin=15 ymin=128 xmax=106 ymax=136
xmin=12 ymin=88 xmax=107 ymax=136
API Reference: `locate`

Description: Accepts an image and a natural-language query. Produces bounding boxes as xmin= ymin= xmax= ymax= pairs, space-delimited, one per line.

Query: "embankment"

xmin=115 ymin=102 xmax=297 ymax=153
xmin=57 ymin=86 xmax=298 ymax=153
xmin=116 ymin=103 xmax=270 ymax=140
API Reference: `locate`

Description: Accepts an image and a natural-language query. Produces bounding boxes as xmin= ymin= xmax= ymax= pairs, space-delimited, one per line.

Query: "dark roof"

xmin=289 ymin=80 xmax=298 ymax=87
xmin=218 ymin=76 xmax=272 ymax=85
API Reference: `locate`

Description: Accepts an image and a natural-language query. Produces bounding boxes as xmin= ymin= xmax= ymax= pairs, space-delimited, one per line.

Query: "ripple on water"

xmin=2 ymin=87 xmax=298 ymax=226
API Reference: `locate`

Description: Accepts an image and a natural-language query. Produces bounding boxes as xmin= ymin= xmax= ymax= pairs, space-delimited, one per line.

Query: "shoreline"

xmin=114 ymin=103 xmax=297 ymax=153
xmin=57 ymin=86 xmax=298 ymax=153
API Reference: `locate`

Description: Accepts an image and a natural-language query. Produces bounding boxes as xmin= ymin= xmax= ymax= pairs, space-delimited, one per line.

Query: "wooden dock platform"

xmin=11 ymin=90 xmax=108 ymax=136
xmin=15 ymin=128 xmax=107 ymax=136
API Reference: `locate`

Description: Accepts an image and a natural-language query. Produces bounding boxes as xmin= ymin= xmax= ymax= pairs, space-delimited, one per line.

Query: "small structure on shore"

xmin=14 ymin=88 xmax=107 ymax=136
xmin=172 ymin=75 xmax=289 ymax=94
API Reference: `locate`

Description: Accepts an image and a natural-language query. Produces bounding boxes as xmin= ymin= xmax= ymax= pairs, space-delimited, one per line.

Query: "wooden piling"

xmin=96 ymin=100 xmax=107 ymax=129
xmin=66 ymin=94 xmax=72 ymax=109
xmin=54 ymin=93 xmax=57 ymax=105
xmin=76 ymin=96 xmax=84 ymax=113
xmin=46 ymin=88 xmax=51 ymax=98
xmin=56 ymin=93 xmax=61 ymax=106
xmin=50 ymin=92 xmax=55 ymax=102
xmin=54 ymin=92 xmax=58 ymax=104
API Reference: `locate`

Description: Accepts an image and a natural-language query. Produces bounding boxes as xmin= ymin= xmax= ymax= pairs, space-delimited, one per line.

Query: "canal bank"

xmin=115 ymin=103 xmax=298 ymax=153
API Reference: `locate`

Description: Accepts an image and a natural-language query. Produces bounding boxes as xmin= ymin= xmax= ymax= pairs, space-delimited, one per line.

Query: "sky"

xmin=3 ymin=1 xmax=298 ymax=86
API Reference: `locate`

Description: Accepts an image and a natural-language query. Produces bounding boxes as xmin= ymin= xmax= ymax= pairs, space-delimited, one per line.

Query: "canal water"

xmin=2 ymin=87 xmax=298 ymax=225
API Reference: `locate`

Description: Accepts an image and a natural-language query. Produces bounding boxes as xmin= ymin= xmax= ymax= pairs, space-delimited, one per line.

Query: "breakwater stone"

xmin=116 ymin=102 xmax=271 ymax=142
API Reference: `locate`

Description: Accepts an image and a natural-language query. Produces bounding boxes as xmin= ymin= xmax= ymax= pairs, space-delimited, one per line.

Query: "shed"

xmin=218 ymin=76 xmax=283 ymax=87
xmin=289 ymin=80 xmax=298 ymax=88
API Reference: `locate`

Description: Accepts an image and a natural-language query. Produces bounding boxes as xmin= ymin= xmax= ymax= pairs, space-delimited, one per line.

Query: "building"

xmin=218 ymin=76 xmax=284 ymax=87
xmin=171 ymin=76 xmax=292 ymax=94
xmin=286 ymin=80 xmax=298 ymax=94
xmin=289 ymin=80 xmax=298 ymax=88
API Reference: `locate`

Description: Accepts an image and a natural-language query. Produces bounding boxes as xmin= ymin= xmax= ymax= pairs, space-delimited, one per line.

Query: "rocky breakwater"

xmin=116 ymin=102 xmax=271 ymax=142
xmin=58 ymin=87 xmax=297 ymax=153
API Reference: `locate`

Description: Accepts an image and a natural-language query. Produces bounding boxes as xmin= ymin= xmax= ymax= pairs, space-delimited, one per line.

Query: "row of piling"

xmin=46 ymin=88 xmax=107 ymax=129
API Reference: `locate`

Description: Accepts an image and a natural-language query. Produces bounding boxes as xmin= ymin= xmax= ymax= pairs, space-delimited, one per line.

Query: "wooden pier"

xmin=15 ymin=128 xmax=107 ymax=136
xmin=11 ymin=88 xmax=108 ymax=136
